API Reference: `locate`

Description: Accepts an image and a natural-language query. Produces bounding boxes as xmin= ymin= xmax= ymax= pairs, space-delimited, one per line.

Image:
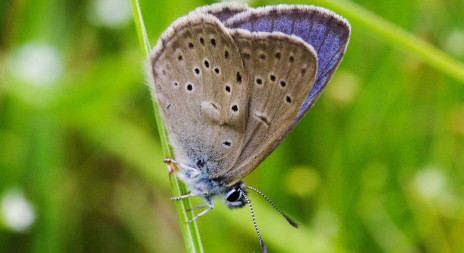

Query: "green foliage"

xmin=1 ymin=0 xmax=463 ymax=252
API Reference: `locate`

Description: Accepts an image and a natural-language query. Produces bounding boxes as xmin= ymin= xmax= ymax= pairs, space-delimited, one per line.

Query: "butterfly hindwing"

xmin=220 ymin=30 xmax=318 ymax=185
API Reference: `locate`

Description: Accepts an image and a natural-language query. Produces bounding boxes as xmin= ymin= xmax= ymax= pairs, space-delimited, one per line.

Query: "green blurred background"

xmin=1 ymin=0 xmax=464 ymax=252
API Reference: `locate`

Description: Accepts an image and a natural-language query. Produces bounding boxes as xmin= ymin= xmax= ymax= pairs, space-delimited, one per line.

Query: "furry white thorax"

xmin=175 ymin=162 xmax=247 ymax=208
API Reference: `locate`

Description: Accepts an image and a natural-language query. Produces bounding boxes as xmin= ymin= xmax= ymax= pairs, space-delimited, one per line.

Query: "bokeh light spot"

xmin=8 ymin=43 xmax=63 ymax=87
xmin=1 ymin=188 xmax=36 ymax=233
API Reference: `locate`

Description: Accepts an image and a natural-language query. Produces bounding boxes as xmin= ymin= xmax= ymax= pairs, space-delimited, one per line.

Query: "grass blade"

xmin=130 ymin=0 xmax=204 ymax=252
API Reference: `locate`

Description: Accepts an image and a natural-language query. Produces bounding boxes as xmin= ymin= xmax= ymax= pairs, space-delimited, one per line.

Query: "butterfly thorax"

xmin=176 ymin=165 xmax=247 ymax=208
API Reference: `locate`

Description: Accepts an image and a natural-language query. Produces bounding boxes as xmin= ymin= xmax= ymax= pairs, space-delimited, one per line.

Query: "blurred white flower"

xmin=8 ymin=43 xmax=63 ymax=87
xmin=1 ymin=188 xmax=36 ymax=233
xmin=90 ymin=0 xmax=132 ymax=28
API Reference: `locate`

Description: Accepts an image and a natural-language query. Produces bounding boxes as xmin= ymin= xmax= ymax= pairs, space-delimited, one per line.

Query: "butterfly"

xmin=147 ymin=3 xmax=350 ymax=252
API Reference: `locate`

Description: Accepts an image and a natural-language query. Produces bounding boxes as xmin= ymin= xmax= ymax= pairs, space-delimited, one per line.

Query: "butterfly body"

xmin=147 ymin=3 xmax=350 ymax=251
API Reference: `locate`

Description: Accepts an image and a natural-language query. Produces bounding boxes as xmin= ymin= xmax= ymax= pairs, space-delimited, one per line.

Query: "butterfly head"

xmin=224 ymin=181 xmax=247 ymax=208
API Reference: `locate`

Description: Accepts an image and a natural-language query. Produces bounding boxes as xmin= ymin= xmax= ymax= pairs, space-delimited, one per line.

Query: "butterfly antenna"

xmin=240 ymin=190 xmax=267 ymax=253
xmin=246 ymin=186 xmax=299 ymax=228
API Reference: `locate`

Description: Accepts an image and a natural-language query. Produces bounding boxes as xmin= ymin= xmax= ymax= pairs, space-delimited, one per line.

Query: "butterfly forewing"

xmin=224 ymin=5 xmax=350 ymax=122
xmin=220 ymin=31 xmax=318 ymax=185
xmin=149 ymin=14 xmax=249 ymax=177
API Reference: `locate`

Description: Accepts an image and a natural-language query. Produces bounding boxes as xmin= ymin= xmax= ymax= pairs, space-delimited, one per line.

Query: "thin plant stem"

xmin=130 ymin=0 xmax=204 ymax=252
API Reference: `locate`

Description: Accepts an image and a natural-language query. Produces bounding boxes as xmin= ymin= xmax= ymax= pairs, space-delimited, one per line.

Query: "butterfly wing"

xmin=148 ymin=14 xmax=250 ymax=178
xmin=225 ymin=5 xmax=351 ymax=125
xmin=219 ymin=30 xmax=318 ymax=185
xmin=217 ymin=6 xmax=350 ymax=185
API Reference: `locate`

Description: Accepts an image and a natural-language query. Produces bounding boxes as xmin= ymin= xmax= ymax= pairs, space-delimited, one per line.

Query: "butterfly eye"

xmin=226 ymin=188 xmax=242 ymax=202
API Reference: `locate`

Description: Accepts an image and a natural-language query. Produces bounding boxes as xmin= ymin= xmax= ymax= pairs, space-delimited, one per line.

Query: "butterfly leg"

xmin=171 ymin=191 xmax=208 ymax=201
xmin=171 ymin=194 xmax=194 ymax=201
xmin=187 ymin=199 xmax=214 ymax=223
xmin=186 ymin=205 xmax=209 ymax=212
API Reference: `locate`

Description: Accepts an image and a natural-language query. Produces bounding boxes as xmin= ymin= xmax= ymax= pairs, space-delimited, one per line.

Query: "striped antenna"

xmin=246 ymin=186 xmax=299 ymax=228
xmin=240 ymin=189 xmax=267 ymax=253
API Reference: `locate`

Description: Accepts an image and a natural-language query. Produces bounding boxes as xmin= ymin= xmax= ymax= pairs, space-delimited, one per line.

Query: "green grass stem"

xmin=130 ymin=0 xmax=204 ymax=252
